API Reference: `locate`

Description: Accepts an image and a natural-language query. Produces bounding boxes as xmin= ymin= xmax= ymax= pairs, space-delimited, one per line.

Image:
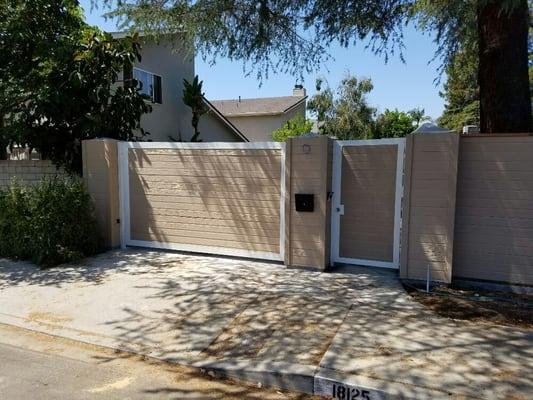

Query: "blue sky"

xmin=81 ymin=1 xmax=445 ymax=119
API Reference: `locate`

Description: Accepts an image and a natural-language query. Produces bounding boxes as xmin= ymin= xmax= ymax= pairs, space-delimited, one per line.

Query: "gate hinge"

xmin=336 ymin=204 xmax=344 ymax=215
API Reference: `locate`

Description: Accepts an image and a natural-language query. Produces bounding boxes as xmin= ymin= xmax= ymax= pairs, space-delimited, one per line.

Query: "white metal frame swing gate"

xmin=330 ymin=138 xmax=406 ymax=269
xmin=118 ymin=141 xmax=286 ymax=261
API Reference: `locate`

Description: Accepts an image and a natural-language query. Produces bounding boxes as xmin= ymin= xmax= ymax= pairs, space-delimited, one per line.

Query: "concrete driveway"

xmin=0 ymin=249 xmax=532 ymax=399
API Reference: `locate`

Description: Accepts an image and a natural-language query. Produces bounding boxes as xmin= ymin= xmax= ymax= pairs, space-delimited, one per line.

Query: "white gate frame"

xmin=118 ymin=141 xmax=286 ymax=261
xmin=330 ymin=138 xmax=406 ymax=269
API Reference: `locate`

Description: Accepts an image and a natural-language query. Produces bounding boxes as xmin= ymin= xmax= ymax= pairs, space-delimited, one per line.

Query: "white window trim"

xmin=133 ymin=67 xmax=162 ymax=104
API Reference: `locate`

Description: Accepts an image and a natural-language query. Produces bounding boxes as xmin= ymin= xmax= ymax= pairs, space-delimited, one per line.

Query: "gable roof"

xmin=202 ymin=97 xmax=250 ymax=142
xmin=210 ymin=96 xmax=307 ymax=117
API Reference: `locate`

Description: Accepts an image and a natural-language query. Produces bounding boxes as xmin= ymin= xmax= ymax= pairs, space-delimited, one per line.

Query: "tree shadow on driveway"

xmin=1 ymin=249 xmax=532 ymax=399
xmin=0 ymin=250 xmax=188 ymax=289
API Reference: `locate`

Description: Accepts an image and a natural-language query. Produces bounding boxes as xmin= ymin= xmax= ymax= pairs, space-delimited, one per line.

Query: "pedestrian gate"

xmin=330 ymin=139 xmax=406 ymax=269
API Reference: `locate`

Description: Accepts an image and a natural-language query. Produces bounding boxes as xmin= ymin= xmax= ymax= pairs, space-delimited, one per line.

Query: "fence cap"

xmin=412 ymin=122 xmax=455 ymax=135
xmin=83 ymin=137 xmax=120 ymax=142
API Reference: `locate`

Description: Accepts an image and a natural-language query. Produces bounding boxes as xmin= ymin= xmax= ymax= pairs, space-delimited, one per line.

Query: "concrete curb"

xmin=193 ymin=361 xmax=457 ymax=400
xmin=192 ymin=359 xmax=317 ymax=394
xmin=0 ymin=316 xmax=471 ymax=400
xmin=314 ymin=367 xmax=455 ymax=400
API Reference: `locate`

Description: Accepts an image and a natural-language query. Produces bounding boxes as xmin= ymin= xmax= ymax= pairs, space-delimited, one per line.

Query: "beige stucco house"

xmin=113 ymin=33 xmax=306 ymax=142
xmin=112 ymin=33 xmax=193 ymax=141
xmin=113 ymin=33 xmax=241 ymax=142
xmin=209 ymin=86 xmax=308 ymax=141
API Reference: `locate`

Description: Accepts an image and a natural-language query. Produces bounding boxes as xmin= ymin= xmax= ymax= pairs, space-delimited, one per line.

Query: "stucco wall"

xmin=197 ymin=112 xmax=242 ymax=142
xmin=134 ymin=37 xmax=195 ymax=142
xmin=82 ymin=139 xmax=121 ymax=249
xmin=0 ymin=160 xmax=64 ymax=188
xmin=227 ymin=102 xmax=306 ymax=142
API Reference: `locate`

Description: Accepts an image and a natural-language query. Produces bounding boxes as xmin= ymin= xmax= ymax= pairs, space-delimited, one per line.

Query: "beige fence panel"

xmin=454 ymin=135 xmax=533 ymax=286
xmin=118 ymin=142 xmax=285 ymax=261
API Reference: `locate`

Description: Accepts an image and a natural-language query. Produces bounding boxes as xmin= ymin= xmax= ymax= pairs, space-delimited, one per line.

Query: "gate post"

xmin=285 ymin=136 xmax=333 ymax=271
xmin=82 ymin=139 xmax=121 ymax=249
xmin=400 ymin=132 xmax=459 ymax=283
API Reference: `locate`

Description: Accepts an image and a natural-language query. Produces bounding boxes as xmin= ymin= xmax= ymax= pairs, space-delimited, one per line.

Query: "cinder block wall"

xmin=400 ymin=133 xmax=459 ymax=283
xmin=453 ymin=135 xmax=533 ymax=286
xmin=285 ymin=136 xmax=332 ymax=270
xmin=0 ymin=160 xmax=63 ymax=188
xmin=82 ymin=139 xmax=121 ymax=249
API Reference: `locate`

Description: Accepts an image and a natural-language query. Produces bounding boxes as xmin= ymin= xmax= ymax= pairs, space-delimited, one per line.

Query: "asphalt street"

xmin=0 ymin=323 xmax=316 ymax=400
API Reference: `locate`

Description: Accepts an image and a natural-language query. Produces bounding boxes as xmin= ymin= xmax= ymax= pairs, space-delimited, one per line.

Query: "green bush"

xmin=0 ymin=177 xmax=101 ymax=267
xmin=272 ymin=114 xmax=313 ymax=142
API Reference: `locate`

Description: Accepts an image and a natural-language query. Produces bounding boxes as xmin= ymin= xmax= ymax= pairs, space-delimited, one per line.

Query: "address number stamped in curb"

xmin=330 ymin=383 xmax=371 ymax=400
xmin=314 ymin=379 xmax=385 ymax=400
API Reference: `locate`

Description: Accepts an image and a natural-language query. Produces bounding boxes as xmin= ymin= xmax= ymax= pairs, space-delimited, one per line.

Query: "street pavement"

xmin=0 ymin=323 xmax=316 ymax=400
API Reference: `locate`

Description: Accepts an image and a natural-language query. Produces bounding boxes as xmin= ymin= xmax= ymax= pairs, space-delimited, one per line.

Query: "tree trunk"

xmin=478 ymin=0 xmax=531 ymax=133
xmin=0 ymin=118 xmax=8 ymax=160
xmin=0 ymin=143 xmax=7 ymax=160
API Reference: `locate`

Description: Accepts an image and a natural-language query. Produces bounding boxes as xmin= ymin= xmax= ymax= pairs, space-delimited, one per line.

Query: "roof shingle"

xmin=210 ymin=96 xmax=306 ymax=117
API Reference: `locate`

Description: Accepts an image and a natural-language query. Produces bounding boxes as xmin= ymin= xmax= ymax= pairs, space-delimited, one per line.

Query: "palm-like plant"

xmin=182 ymin=76 xmax=208 ymax=142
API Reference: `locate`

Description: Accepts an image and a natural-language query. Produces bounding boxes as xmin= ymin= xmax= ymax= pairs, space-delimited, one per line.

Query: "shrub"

xmin=0 ymin=182 xmax=33 ymax=260
xmin=0 ymin=177 xmax=101 ymax=267
xmin=272 ymin=114 xmax=313 ymax=142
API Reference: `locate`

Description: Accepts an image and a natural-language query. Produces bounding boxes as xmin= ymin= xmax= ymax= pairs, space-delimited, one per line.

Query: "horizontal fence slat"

xmin=130 ymin=232 xmax=279 ymax=253
xmin=137 ymin=215 xmax=280 ymax=231
xmin=130 ymin=200 xmax=280 ymax=216
xmin=130 ymin=166 xmax=281 ymax=179
xmin=131 ymin=226 xmax=280 ymax=246
xmin=129 ymin=192 xmax=279 ymax=210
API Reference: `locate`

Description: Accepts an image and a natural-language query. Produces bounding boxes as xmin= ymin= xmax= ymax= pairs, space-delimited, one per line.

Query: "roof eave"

xmin=202 ymin=97 xmax=250 ymax=142
xmin=215 ymin=96 xmax=308 ymax=118
xmin=282 ymin=96 xmax=308 ymax=114
xmin=225 ymin=111 xmax=284 ymax=118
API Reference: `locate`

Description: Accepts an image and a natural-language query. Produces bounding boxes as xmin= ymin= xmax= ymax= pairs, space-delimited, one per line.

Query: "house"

xmin=112 ymin=32 xmax=242 ymax=142
xmin=209 ymin=86 xmax=308 ymax=141
xmin=112 ymin=32 xmax=307 ymax=142
xmin=111 ymin=32 xmax=197 ymax=142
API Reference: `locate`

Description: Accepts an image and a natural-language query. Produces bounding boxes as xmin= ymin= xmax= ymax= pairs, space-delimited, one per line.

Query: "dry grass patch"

xmin=405 ymin=284 xmax=533 ymax=329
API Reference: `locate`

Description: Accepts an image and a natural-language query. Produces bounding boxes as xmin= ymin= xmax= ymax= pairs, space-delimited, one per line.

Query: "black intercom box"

xmin=295 ymin=193 xmax=314 ymax=212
